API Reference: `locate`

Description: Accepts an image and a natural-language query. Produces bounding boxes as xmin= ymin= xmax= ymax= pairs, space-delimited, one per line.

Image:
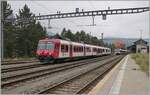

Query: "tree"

xmin=15 ymin=4 xmax=46 ymax=57
xmin=2 ymin=1 xmax=15 ymax=58
xmin=66 ymin=29 xmax=75 ymax=41
xmin=80 ymin=30 xmax=86 ymax=42
xmin=61 ymin=28 xmax=75 ymax=41
xmin=60 ymin=28 xmax=106 ymax=46
xmin=61 ymin=28 xmax=67 ymax=37
xmin=75 ymin=31 xmax=80 ymax=42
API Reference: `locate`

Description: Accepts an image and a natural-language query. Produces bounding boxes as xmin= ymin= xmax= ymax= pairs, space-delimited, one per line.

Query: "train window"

xmin=89 ymin=48 xmax=91 ymax=52
xmin=79 ymin=46 xmax=82 ymax=52
xmin=76 ymin=46 xmax=78 ymax=52
xmin=103 ymin=49 xmax=105 ymax=52
xmin=98 ymin=49 xmax=100 ymax=53
xmin=66 ymin=45 xmax=68 ymax=52
xmin=87 ymin=47 xmax=90 ymax=52
xmin=77 ymin=47 xmax=79 ymax=52
xmin=86 ymin=47 xmax=91 ymax=52
xmin=87 ymin=47 xmax=88 ymax=52
xmin=73 ymin=46 xmax=83 ymax=52
xmin=78 ymin=46 xmax=81 ymax=52
xmin=61 ymin=44 xmax=68 ymax=52
xmin=97 ymin=49 xmax=102 ymax=53
xmin=73 ymin=46 xmax=75 ymax=52
xmin=61 ymin=45 xmax=65 ymax=52
xmin=75 ymin=47 xmax=77 ymax=52
xmin=74 ymin=46 xmax=77 ymax=52
xmin=93 ymin=48 xmax=97 ymax=52
xmin=86 ymin=47 xmax=88 ymax=52
xmin=81 ymin=47 xmax=83 ymax=52
xmin=93 ymin=48 xmax=95 ymax=52
xmin=76 ymin=47 xmax=78 ymax=52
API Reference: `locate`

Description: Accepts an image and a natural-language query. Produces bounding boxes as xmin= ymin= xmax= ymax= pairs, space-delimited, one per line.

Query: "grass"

xmin=131 ymin=53 xmax=149 ymax=75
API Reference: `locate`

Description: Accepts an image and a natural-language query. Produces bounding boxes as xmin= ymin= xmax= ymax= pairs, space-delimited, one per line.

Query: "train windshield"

xmin=38 ymin=42 xmax=54 ymax=50
xmin=46 ymin=43 xmax=54 ymax=50
xmin=38 ymin=43 xmax=46 ymax=50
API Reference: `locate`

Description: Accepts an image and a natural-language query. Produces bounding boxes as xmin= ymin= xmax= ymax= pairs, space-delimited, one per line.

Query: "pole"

xmin=101 ymin=33 xmax=103 ymax=41
xmin=92 ymin=16 xmax=95 ymax=26
xmin=140 ymin=29 xmax=142 ymax=39
xmin=101 ymin=33 xmax=104 ymax=46
xmin=90 ymin=32 xmax=91 ymax=44
xmin=48 ymin=19 xmax=51 ymax=29
xmin=1 ymin=1 xmax=4 ymax=61
xmin=92 ymin=16 xmax=96 ymax=26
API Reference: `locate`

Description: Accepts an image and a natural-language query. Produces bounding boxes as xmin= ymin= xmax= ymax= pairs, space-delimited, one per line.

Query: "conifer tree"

xmin=3 ymin=1 xmax=15 ymax=58
xmin=14 ymin=4 xmax=46 ymax=57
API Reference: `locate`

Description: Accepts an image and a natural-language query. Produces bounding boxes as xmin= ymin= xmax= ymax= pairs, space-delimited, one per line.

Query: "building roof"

xmin=127 ymin=44 xmax=135 ymax=48
xmin=133 ymin=39 xmax=148 ymax=45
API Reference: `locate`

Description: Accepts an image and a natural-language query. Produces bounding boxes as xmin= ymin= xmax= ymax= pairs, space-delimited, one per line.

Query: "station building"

xmin=127 ymin=39 xmax=149 ymax=53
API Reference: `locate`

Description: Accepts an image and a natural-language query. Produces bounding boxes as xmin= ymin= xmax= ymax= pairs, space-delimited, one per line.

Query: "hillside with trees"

xmin=59 ymin=28 xmax=115 ymax=49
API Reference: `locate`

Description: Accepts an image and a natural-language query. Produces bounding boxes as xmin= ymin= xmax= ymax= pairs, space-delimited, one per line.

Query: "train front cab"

xmin=36 ymin=39 xmax=60 ymax=63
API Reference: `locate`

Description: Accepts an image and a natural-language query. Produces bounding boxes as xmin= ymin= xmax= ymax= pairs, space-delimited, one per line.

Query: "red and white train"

xmin=36 ymin=38 xmax=111 ymax=63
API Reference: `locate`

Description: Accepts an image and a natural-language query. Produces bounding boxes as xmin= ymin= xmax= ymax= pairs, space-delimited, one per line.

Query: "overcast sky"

xmin=8 ymin=1 xmax=149 ymax=39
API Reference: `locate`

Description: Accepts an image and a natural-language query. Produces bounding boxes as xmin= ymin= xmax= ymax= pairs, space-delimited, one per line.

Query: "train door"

xmin=70 ymin=44 xmax=73 ymax=58
xmin=54 ymin=43 xmax=60 ymax=58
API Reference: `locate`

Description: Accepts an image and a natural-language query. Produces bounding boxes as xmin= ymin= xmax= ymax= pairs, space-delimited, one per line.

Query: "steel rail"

xmin=2 ymin=60 xmax=39 ymax=65
xmin=2 ymin=62 xmax=46 ymax=73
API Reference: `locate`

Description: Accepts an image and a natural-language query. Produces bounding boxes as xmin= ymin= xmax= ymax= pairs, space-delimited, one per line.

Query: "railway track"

xmin=38 ymin=55 xmax=124 ymax=94
xmin=2 ymin=62 xmax=47 ymax=73
xmin=2 ymin=60 xmax=39 ymax=65
xmin=2 ymin=55 xmax=114 ymax=88
xmin=2 ymin=55 xmax=111 ymax=73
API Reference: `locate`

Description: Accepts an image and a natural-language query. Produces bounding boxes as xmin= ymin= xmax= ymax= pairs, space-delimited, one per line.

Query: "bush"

xmin=132 ymin=53 xmax=149 ymax=75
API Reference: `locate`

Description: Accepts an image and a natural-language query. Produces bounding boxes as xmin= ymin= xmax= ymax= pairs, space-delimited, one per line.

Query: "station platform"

xmin=89 ymin=54 xmax=149 ymax=95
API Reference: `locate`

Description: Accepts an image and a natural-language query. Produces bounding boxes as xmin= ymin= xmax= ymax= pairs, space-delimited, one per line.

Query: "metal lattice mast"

xmin=11 ymin=7 xmax=150 ymax=22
